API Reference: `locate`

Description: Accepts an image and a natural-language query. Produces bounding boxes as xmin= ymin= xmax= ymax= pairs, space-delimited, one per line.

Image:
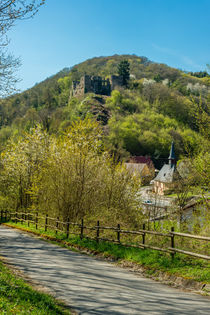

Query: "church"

xmin=153 ymin=142 xmax=179 ymax=195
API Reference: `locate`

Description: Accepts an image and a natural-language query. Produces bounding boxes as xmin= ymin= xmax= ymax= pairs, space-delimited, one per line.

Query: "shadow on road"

xmin=0 ymin=226 xmax=209 ymax=314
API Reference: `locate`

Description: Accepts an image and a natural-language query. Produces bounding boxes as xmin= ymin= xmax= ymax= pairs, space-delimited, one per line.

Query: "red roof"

xmin=130 ymin=156 xmax=154 ymax=168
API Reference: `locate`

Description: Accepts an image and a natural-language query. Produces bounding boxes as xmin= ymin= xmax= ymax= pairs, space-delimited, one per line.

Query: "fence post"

xmin=27 ymin=212 xmax=30 ymax=227
xmin=5 ymin=210 xmax=7 ymax=221
xmin=66 ymin=217 xmax=70 ymax=239
xmin=1 ymin=210 xmax=3 ymax=222
xmin=80 ymin=219 xmax=84 ymax=240
xmin=171 ymin=227 xmax=175 ymax=259
xmin=21 ymin=212 xmax=24 ymax=225
xmin=36 ymin=212 xmax=38 ymax=230
xmin=96 ymin=220 xmax=100 ymax=243
xmin=56 ymin=217 xmax=59 ymax=235
xmin=117 ymin=223 xmax=120 ymax=243
xmin=15 ymin=210 xmax=17 ymax=224
xmin=45 ymin=214 xmax=48 ymax=232
xmin=142 ymin=223 xmax=146 ymax=249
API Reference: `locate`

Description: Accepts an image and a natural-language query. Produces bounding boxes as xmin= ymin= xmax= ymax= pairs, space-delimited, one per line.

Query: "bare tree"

xmin=174 ymin=176 xmax=192 ymax=227
xmin=0 ymin=50 xmax=21 ymax=96
xmin=0 ymin=0 xmax=45 ymax=34
xmin=0 ymin=1 xmax=45 ymax=96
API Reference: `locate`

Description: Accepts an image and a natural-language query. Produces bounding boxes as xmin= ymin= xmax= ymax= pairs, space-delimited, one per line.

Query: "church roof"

xmin=154 ymin=164 xmax=176 ymax=183
xmin=169 ymin=141 xmax=175 ymax=160
xmin=154 ymin=141 xmax=178 ymax=183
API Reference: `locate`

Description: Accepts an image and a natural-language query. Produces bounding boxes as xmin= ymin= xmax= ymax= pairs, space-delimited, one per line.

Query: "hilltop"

xmin=0 ymin=54 xmax=209 ymax=166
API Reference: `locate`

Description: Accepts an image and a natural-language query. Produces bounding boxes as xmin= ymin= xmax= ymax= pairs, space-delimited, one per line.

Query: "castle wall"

xmin=72 ymin=74 xmax=122 ymax=97
xmin=84 ymin=75 xmax=92 ymax=93
xmin=72 ymin=78 xmax=85 ymax=97
xmin=110 ymin=75 xmax=123 ymax=90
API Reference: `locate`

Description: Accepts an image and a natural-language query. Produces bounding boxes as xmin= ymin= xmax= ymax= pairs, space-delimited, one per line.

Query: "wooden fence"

xmin=1 ymin=210 xmax=210 ymax=261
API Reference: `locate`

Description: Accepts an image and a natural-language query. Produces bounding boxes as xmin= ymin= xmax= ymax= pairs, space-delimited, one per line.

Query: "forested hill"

xmin=0 ymin=54 xmax=209 ymax=166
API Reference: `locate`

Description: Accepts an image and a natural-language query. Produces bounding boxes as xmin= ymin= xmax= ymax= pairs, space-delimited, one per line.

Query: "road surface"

xmin=0 ymin=225 xmax=209 ymax=314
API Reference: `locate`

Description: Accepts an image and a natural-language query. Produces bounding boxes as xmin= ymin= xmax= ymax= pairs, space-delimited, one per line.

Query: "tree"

xmin=190 ymin=99 xmax=210 ymax=193
xmin=118 ymin=59 xmax=130 ymax=87
xmin=0 ymin=1 xmax=45 ymax=96
xmin=0 ymin=51 xmax=21 ymax=96
xmin=0 ymin=119 xmax=142 ymax=226
xmin=0 ymin=125 xmax=50 ymax=211
xmin=0 ymin=1 xmax=45 ymax=34
xmin=174 ymin=173 xmax=192 ymax=228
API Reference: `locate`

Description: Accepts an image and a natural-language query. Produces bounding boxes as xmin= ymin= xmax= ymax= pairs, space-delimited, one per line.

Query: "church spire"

xmin=168 ymin=141 xmax=176 ymax=167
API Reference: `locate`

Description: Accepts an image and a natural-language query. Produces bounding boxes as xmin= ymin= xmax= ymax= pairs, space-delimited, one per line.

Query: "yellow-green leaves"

xmin=0 ymin=119 xmax=142 ymax=227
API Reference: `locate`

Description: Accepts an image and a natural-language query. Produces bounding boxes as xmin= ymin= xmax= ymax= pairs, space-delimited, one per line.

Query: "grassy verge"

xmin=4 ymin=221 xmax=210 ymax=284
xmin=0 ymin=259 xmax=70 ymax=314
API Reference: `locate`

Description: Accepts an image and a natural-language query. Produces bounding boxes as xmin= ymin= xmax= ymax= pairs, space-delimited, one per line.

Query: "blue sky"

xmin=8 ymin=0 xmax=210 ymax=91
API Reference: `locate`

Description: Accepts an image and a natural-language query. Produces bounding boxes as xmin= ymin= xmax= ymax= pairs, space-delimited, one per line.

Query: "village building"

xmin=129 ymin=156 xmax=154 ymax=168
xmin=153 ymin=142 xmax=179 ymax=195
xmin=127 ymin=156 xmax=155 ymax=184
xmin=125 ymin=162 xmax=152 ymax=185
xmin=181 ymin=197 xmax=209 ymax=230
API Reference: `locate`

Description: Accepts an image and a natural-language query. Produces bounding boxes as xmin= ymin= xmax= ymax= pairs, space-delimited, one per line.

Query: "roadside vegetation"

xmin=0 ymin=259 xmax=70 ymax=314
xmin=0 ymin=119 xmax=141 ymax=227
xmin=4 ymin=221 xmax=210 ymax=284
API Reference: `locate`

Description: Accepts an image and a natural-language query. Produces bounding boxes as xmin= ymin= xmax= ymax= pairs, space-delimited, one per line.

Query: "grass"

xmin=0 ymin=260 xmax=70 ymax=314
xmin=3 ymin=221 xmax=210 ymax=284
xmin=165 ymin=186 xmax=207 ymax=198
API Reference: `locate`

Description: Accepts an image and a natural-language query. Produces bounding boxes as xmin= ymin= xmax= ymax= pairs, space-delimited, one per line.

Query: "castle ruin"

xmin=71 ymin=75 xmax=123 ymax=97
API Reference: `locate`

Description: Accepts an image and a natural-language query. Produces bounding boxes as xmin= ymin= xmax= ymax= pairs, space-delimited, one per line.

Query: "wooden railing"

xmin=1 ymin=210 xmax=210 ymax=261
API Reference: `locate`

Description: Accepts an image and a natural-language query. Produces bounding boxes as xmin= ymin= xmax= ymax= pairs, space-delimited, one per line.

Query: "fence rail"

xmin=1 ymin=210 xmax=209 ymax=261
xmin=171 ymin=231 xmax=210 ymax=241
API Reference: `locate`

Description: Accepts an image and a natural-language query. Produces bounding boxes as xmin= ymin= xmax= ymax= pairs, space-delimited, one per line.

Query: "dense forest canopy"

xmin=0 ymin=54 xmax=209 ymax=168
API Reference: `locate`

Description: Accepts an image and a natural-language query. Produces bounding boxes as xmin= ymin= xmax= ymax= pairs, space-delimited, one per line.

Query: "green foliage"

xmin=0 ymin=54 xmax=209 ymax=178
xmin=188 ymin=99 xmax=210 ymax=193
xmin=106 ymin=109 xmax=201 ymax=163
xmin=70 ymin=55 xmax=149 ymax=79
xmin=190 ymin=71 xmax=209 ymax=78
xmin=0 ymin=125 xmax=51 ymax=211
xmin=0 ymin=119 xmax=142 ymax=225
xmin=118 ymin=59 xmax=130 ymax=87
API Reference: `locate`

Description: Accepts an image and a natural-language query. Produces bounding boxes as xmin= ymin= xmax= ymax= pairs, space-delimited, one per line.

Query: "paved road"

xmin=0 ymin=225 xmax=209 ymax=314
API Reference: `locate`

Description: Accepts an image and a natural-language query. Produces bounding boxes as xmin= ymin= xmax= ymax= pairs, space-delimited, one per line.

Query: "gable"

xmin=154 ymin=164 xmax=177 ymax=183
xmin=125 ymin=163 xmax=148 ymax=175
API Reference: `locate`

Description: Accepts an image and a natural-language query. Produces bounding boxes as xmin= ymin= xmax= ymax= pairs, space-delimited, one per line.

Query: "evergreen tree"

xmin=118 ymin=60 xmax=130 ymax=87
